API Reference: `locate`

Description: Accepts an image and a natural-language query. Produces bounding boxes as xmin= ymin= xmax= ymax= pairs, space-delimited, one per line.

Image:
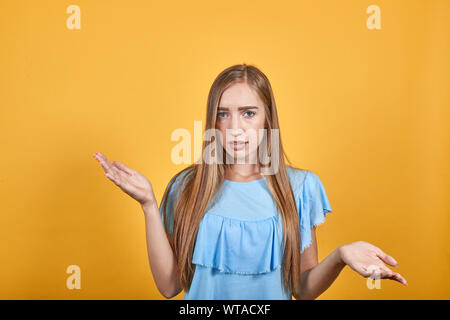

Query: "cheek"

xmin=215 ymin=128 xmax=225 ymax=145
xmin=252 ymin=117 xmax=266 ymax=144
xmin=217 ymin=128 xmax=232 ymax=149
xmin=246 ymin=129 xmax=265 ymax=152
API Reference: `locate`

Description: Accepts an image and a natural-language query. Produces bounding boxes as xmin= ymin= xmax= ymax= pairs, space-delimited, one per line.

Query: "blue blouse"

xmin=159 ymin=166 xmax=333 ymax=300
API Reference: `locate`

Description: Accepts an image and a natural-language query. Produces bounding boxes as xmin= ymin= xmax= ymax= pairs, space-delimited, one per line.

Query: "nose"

xmin=228 ymin=114 xmax=244 ymax=137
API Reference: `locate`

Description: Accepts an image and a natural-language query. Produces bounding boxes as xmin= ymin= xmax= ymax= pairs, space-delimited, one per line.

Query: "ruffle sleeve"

xmin=159 ymin=168 xmax=192 ymax=235
xmin=293 ymin=170 xmax=333 ymax=253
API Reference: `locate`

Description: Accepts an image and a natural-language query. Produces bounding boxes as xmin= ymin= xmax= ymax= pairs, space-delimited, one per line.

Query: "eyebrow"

xmin=217 ymin=106 xmax=259 ymax=111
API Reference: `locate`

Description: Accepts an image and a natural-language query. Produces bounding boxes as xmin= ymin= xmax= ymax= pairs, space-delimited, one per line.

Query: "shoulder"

xmin=164 ymin=166 xmax=195 ymax=197
xmin=169 ymin=166 xmax=195 ymax=185
xmin=286 ymin=166 xmax=325 ymax=198
xmin=286 ymin=165 xmax=309 ymax=195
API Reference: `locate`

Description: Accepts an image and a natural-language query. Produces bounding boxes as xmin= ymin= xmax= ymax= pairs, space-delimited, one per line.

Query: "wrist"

xmin=334 ymin=246 xmax=346 ymax=269
xmin=141 ymin=200 xmax=158 ymax=215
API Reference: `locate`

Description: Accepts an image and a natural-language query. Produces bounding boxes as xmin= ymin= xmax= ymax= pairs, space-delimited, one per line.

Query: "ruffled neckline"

xmin=192 ymin=212 xmax=284 ymax=274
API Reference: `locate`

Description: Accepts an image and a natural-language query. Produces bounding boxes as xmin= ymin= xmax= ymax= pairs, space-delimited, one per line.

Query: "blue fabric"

xmin=159 ymin=166 xmax=332 ymax=300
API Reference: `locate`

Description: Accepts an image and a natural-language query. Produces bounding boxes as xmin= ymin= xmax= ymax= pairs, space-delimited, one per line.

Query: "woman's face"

xmin=215 ymin=82 xmax=266 ymax=163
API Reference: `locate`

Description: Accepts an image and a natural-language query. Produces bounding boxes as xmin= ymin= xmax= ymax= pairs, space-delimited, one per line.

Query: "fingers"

xmin=112 ymin=161 xmax=134 ymax=175
xmin=376 ymin=250 xmax=398 ymax=267
xmin=106 ymin=166 xmax=125 ymax=183
xmin=366 ymin=265 xmax=390 ymax=279
xmin=367 ymin=266 xmax=408 ymax=286
xmin=390 ymin=272 xmax=408 ymax=286
xmin=371 ymin=248 xmax=407 ymax=285
xmin=105 ymin=171 xmax=117 ymax=183
xmin=93 ymin=152 xmax=125 ymax=181
xmin=93 ymin=152 xmax=114 ymax=173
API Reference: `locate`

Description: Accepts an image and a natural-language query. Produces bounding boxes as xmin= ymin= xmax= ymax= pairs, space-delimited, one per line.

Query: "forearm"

xmin=142 ymin=202 xmax=182 ymax=299
xmin=295 ymin=248 xmax=346 ymax=300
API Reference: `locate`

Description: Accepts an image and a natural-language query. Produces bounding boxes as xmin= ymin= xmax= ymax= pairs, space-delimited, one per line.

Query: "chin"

xmin=224 ymin=149 xmax=259 ymax=164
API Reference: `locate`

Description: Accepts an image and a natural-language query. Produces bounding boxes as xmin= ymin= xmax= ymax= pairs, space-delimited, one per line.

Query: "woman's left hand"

xmin=338 ymin=241 xmax=408 ymax=286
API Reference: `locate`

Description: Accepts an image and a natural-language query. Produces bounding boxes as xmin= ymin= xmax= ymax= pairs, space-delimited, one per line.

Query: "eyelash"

xmin=217 ymin=111 xmax=256 ymax=118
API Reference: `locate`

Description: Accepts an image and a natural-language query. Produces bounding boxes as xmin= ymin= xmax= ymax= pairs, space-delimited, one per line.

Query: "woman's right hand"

xmin=93 ymin=152 xmax=157 ymax=208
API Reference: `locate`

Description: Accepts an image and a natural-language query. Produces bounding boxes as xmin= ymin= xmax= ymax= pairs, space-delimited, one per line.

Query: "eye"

xmin=244 ymin=111 xmax=256 ymax=118
xmin=217 ymin=112 xmax=228 ymax=118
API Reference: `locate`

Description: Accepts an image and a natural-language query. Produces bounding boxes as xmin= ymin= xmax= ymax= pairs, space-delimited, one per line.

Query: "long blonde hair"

xmin=161 ymin=63 xmax=304 ymax=295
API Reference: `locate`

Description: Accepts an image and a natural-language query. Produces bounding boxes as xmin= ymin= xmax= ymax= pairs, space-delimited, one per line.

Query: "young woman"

xmin=93 ymin=64 xmax=408 ymax=300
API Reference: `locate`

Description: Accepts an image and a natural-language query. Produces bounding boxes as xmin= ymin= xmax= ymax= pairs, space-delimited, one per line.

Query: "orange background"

xmin=0 ymin=0 xmax=448 ymax=299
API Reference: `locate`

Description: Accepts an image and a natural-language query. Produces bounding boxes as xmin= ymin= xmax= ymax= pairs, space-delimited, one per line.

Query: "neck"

xmin=224 ymin=163 xmax=262 ymax=181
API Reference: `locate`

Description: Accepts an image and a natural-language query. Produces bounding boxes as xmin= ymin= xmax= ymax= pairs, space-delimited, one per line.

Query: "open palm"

xmin=338 ymin=241 xmax=408 ymax=286
xmin=93 ymin=152 xmax=156 ymax=207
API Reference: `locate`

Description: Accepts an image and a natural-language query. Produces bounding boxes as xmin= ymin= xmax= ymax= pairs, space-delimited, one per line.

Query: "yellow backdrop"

xmin=1 ymin=0 xmax=448 ymax=299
